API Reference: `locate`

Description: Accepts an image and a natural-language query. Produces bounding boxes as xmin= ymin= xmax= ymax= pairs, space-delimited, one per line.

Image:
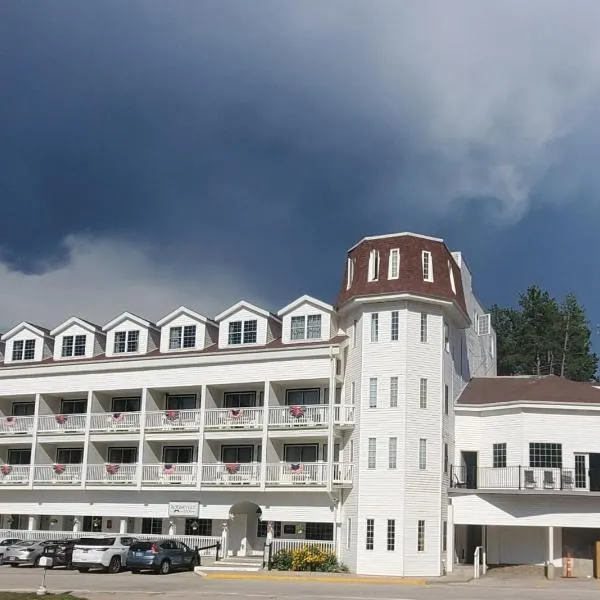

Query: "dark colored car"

xmin=42 ymin=539 xmax=80 ymax=569
xmin=127 ymin=540 xmax=198 ymax=574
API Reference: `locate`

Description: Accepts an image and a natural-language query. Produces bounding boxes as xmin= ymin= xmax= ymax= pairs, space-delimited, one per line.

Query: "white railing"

xmin=0 ymin=529 xmax=73 ymax=541
xmin=141 ymin=463 xmax=198 ymax=486
xmin=0 ymin=465 xmax=31 ymax=485
xmin=135 ymin=533 xmax=221 ymax=555
xmin=333 ymin=462 xmax=353 ymax=485
xmin=268 ymin=405 xmax=329 ymax=428
xmin=88 ymin=412 xmax=141 ymax=432
xmin=333 ymin=405 xmax=356 ymax=424
xmin=204 ymin=407 xmax=263 ymax=430
xmin=202 ymin=462 xmax=261 ymax=486
xmin=86 ymin=464 xmax=138 ymax=485
xmin=269 ymin=538 xmax=335 ymax=553
xmin=265 ymin=462 xmax=327 ymax=486
xmin=144 ymin=410 xmax=202 ymax=431
xmin=473 ymin=545 xmax=487 ymax=579
xmin=37 ymin=414 xmax=87 ymax=434
xmin=0 ymin=415 xmax=35 ymax=435
xmin=34 ymin=464 xmax=83 ymax=485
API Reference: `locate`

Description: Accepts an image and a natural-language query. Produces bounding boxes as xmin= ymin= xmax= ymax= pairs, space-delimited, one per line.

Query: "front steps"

xmin=196 ymin=555 xmax=263 ymax=573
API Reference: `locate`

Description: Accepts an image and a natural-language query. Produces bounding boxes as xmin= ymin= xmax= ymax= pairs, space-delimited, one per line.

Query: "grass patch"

xmin=0 ymin=594 xmax=85 ymax=600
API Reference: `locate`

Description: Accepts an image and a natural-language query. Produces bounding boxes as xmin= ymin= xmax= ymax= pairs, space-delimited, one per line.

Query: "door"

xmin=462 ymin=451 xmax=478 ymax=489
xmin=465 ymin=525 xmax=482 ymax=564
xmin=589 ymin=454 xmax=600 ymax=491
xmin=228 ymin=514 xmax=248 ymax=557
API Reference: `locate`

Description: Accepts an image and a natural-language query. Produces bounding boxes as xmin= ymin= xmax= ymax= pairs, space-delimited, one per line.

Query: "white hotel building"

xmin=0 ymin=231 xmax=499 ymax=577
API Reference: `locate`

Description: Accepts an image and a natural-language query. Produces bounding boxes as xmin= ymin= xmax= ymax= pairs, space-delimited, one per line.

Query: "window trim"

xmin=290 ymin=314 xmax=322 ymax=341
xmin=387 ymin=519 xmax=396 ymax=551
xmin=493 ymin=443 xmax=507 ymax=469
xmin=283 ymin=443 xmax=318 ymax=463
xmin=12 ymin=339 xmax=36 ymax=361
xmin=420 ymin=313 xmax=428 ymax=343
xmin=422 ymin=250 xmax=433 ymax=282
xmin=419 ymin=438 xmax=427 ymax=470
xmin=367 ymin=438 xmax=376 ymax=469
xmin=391 ymin=311 xmax=399 ymax=341
xmin=369 ymin=378 xmax=378 ymax=408
xmin=162 ymin=445 xmax=194 ymax=464
xmin=346 ymin=258 xmax=355 ymax=289
xmin=388 ymin=437 xmax=397 ymax=469
xmin=368 ymin=249 xmax=380 ymax=282
xmin=417 ymin=520 xmax=425 ymax=552
xmin=370 ymin=313 xmax=379 ymax=342
xmin=228 ymin=319 xmax=258 ymax=345
xmin=113 ymin=330 xmax=140 ymax=354
xmin=366 ymin=519 xmax=374 ymax=550
xmin=389 ymin=376 xmax=398 ymax=408
xmin=108 ymin=446 xmax=138 ymax=464
xmin=388 ymin=249 xmax=400 ymax=280
xmin=168 ymin=325 xmax=197 ymax=350
xmin=419 ymin=378 xmax=428 ymax=409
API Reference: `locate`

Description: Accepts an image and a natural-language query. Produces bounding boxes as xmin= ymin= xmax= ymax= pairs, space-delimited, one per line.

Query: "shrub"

xmin=270 ymin=548 xmax=293 ymax=571
xmin=271 ymin=544 xmax=348 ymax=573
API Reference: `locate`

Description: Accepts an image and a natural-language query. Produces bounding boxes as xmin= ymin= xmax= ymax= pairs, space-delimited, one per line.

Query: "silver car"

xmin=2 ymin=540 xmax=51 ymax=567
xmin=0 ymin=538 xmax=22 ymax=560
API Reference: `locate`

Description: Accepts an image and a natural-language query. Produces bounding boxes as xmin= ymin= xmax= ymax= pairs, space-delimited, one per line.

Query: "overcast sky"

xmin=1 ymin=1 xmax=600 ymax=336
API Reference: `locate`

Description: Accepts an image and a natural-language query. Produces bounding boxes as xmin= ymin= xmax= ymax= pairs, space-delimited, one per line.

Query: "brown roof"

xmin=458 ymin=375 xmax=600 ymax=406
xmin=336 ymin=234 xmax=467 ymax=315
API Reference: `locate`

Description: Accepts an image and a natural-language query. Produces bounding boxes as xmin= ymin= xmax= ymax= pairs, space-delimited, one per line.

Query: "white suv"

xmin=72 ymin=536 xmax=136 ymax=573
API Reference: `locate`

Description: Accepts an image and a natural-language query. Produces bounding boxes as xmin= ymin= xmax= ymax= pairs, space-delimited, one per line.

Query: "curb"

xmin=201 ymin=572 xmax=427 ymax=585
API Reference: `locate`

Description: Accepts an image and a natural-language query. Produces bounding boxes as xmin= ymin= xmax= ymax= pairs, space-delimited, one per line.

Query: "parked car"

xmin=2 ymin=540 xmax=53 ymax=567
xmin=127 ymin=539 xmax=199 ymax=574
xmin=72 ymin=536 xmax=136 ymax=573
xmin=0 ymin=538 xmax=22 ymax=560
xmin=42 ymin=538 xmax=80 ymax=569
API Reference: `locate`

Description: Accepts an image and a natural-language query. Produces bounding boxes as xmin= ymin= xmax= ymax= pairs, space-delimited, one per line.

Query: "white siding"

xmin=105 ymin=317 xmax=152 ymax=357
xmin=281 ymin=302 xmax=334 ymax=344
xmin=53 ymin=324 xmax=98 ymax=361
xmin=159 ymin=314 xmax=207 ymax=353
xmin=3 ymin=327 xmax=48 ymax=364
xmin=218 ymin=308 xmax=268 ymax=349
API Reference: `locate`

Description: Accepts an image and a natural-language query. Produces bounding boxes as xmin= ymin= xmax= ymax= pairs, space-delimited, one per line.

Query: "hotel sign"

xmin=168 ymin=502 xmax=199 ymax=518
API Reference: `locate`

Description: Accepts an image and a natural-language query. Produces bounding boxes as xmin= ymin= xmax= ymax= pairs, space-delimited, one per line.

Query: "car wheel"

xmin=157 ymin=560 xmax=171 ymax=575
xmin=107 ymin=556 xmax=121 ymax=574
xmin=189 ymin=556 xmax=199 ymax=570
xmin=78 ymin=567 xmax=90 ymax=573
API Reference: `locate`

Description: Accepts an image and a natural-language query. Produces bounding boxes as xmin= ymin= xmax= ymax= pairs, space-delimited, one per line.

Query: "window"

xmin=224 ymin=391 xmax=259 ymax=408
xmin=305 ymin=523 xmax=334 ymax=541
xmin=369 ymin=378 xmax=378 ymax=408
xmin=284 ymin=444 xmax=317 ymax=463
xmin=442 ymin=521 xmax=447 ymax=552
xmin=529 ymin=443 xmax=562 ymax=468
xmin=444 ymin=385 xmax=449 ymax=415
xmin=163 ymin=446 xmax=193 ymax=464
xmin=419 ymin=439 xmax=427 ymax=470
xmin=368 ymin=249 xmax=380 ymax=281
xmin=417 ymin=520 xmax=425 ymax=552
xmin=389 ymin=377 xmax=398 ymax=408
xmin=575 ymin=455 xmax=586 ymax=489
xmin=346 ymin=518 xmax=352 ymax=550
xmin=56 ymin=448 xmax=83 ymax=464
xmin=477 ymin=314 xmax=491 ymax=336
xmin=419 ymin=378 xmax=428 ymax=409
xmin=222 ymin=445 xmax=256 ymax=463
xmin=346 ymin=258 xmax=355 ymax=289
xmin=368 ymin=438 xmax=376 ymax=469
xmin=366 ymin=519 xmax=374 ymax=550
xmin=420 ymin=313 xmax=428 ymax=343
xmin=388 ymin=249 xmax=400 ymax=279
xmin=257 ymin=521 xmax=281 ymax=538
xmin=169 ymin=325 xmax=196 ymax=350
xmin=108 ymin=447 xmax=137 ymax=463
xmin=391 ymin=311 xmax=399 ymax=341
xmin=111 ymin=397 xmax=141 ymax=412
xmin=114 ymin=330 xmax=139 ymax=353
xmin=448 ymin=262 xmax=456 ymax=294
xmin=443 ymin=443 xmax=448 ymax=474
xmin=444 ymin=322 xmax=450 ymax=352
xmin=352 ymin=319 xmax=357 ymax=347
xmin=322 ymin=443 xmax=340 ymax=462
xmin=8 ymin=449 xmax=31 ymax=464
xmin=286 ymin=388 xmax=320 ymax=405
xmin=351 ymin=382 xmax=356 ymax=405
xmin=11 ymin=402 xmax=34 ymax=416
xmin=290 ymin=315 xmax=322 ymax=340
xmin=387 ymin=520 xmax=395 ymax=551
xmin=61 ymin=399 xmax=87 ymax=414
xmin=422 ymin=251 xmax=433 ymax=282
xmin=141 ymin=518 xmax=163 ymax=535
xmin=186 ymin=519 xmax=212 ymax=536
xmin=12 ymin=339 xmax=36 ymax=361
xmin=166 ymin=394 xmax=197 ymax=410
xmin=370 ymin=313 xmax=379 ymax=342
xmin=228 ymin=320 xmax=258 ymax=345
xmin=493 ymin=443 xmax=507 ymax=468
xmin=61 ymin=335 xmax=87 ymax=358
xmin=389 ymin=438 xmax=397 ymax=469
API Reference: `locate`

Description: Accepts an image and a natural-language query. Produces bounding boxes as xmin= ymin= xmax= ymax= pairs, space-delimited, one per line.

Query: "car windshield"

xmin=14 ymin=541 xmax=36 ymax=547
xmin=130 ymin=541 xmax=154 ymax=551
xmin=78 ymin=537 xmax=115 ymax=546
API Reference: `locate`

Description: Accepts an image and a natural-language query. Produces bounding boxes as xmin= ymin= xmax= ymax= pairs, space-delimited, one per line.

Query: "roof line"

xmin=347 ymin=232 xmax=444 ymax=252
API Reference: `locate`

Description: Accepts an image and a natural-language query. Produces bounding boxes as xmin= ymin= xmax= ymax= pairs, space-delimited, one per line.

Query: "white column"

xmin=136 ymin=388 xmax=148 ymax=490
xmin=334 ymin=497 xmax=342 ymax=560
xmin=447 ymin=504 xmax=454 ymax=573
xmin=326 ymin=350 xmax=338 ymax=492
xmin=72 ymin=518 xmax=81 ymax=533
xmin=168 ymin=520 xmax=175 ymax=536
xmin=547 ymin=526 xmax=555 ymax=579
xmin=260 ymin=381 xmax=270 ymax=490
xmin=119 ymin=518 xmax=128 ymax=534
xmin=28 ymin=515 xmax=39 ymax=531
xmin=196 ymin=385 xmax=206 ymax=490
xmin=221 ymin=521 xmax=229 ymax=558
xmin=266 ymin=521 xmax=274 ymax=543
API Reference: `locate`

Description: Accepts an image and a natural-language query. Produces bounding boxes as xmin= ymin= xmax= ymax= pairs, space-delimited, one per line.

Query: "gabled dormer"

xmin=156 ymin=306 xmax=218 ymax=353
xmin=215 ymin=301 xmax=281 ymax=349
xmin=50 ymin=317 xmax=105 ymax=361
xmin=277 ymin=295 xmax=336 ymax=344
xmin=102 ymin=312 xmax=159 ymax=358
xmin=1 ymin=321 xmax=53 ymax=364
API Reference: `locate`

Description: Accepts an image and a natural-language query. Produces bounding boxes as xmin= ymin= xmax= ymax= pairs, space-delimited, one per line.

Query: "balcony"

xmin=204 ymin=408 xmax=263 ymax=431
xmin=0 ymin=415 xmax=34 ymax=436
xmin=268 ymin=405 xmax=329 ymax=429
xmin=37 ymin=414 xmax=87 ymax=434
xmin=265 ymin=462 xmax=328 ymax=486
xmin=145 ymin=410 xmax=201 ymax=432
xmin=86 ymin=464 xmax=138 ymax=485
xmin=141 ymin=463 xmax=198 ymax=486
xmin=88 ymin=412 xmax=141 ymax=433
xmin=33 ymin=464 xmax=83 ymax=485
xmin=450 ymin=465 xmax=590 ymax=493
xmin=202 ymin=462 xmax=261 ymax=486
xmin=0 ymin=464 xmax=30 ymax=486
xmin=334 ymin=405 xmax=355 ymax=426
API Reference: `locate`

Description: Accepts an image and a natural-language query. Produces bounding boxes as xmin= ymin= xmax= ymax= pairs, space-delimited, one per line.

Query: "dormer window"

xmin=388 ymin=249 xmax=400 ymax=279
xmin=61 ymin=335 xmax=86 ymax=358
xmin=114 ymin=330 xmax=139 ymax=353
xmin=12 ymin=339 xmax=35 ymax=361
xmin=228 ymin=320 xmax=257 ymax=345
xmin=368 ymin=249 xmax=380 ymax=282
xmin=422 ymin=251 xmax=433 ymax=282
xmin=346 ymin=258 xmax=355 ymax=289
xmin=169 ymin=325 xmax=196 ymax=350
xmin=290 ymin=315 xmax=322 ymax=341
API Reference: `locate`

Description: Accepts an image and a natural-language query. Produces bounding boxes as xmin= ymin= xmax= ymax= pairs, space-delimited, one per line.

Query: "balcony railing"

xmin=266 ymin=462 xmax=327 ymax=486
xmin=141 ymin=463 xmax=198 ymax=486
xmin=89 ymin=412 xmax=141 ymax=432
xmin=333 ymin=462 xmax=353 ymax=485
xmin=450 ymin=465 xmax=589 ymax=492
xmin=0 ymin=415 xmax=35 ymax=436
xmin=202 ymin=462 xmax=261 ymax=486
xmin=37 ymin=414 xmax=87 ymax=434
xmin=86 ymin=464 xmax=138 ymax=485
xmin=33 ymin=464 xmax=83 ymax=485
xmin=0 ymin=464 xmax=31 ymax=485
xmin=334 ymin=405 xmax=355 ymax=425
xmin=144 ymin=410 xmax=201 ymax=431
xmin=204 ymin=408 xmax=263 ymax=430
xmin=268 ymin=405 xmax=329 ymax=429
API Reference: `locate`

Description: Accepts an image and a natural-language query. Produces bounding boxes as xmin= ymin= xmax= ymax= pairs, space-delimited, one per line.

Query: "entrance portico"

xmin=226 ymin=501 xmax=263 ymax=557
